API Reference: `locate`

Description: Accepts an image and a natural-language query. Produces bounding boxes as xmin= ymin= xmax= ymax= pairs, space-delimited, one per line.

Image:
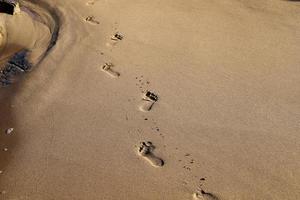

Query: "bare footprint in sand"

xmin=111 ymin=32 xmax=124 ymax=41
xmin=106 ymin=32 xmax=124 ymax=47
xmin=101 ymin=63 xmax=120 ymax=78
xmin=193 ymin=190 xmax=219 ymax=200
xmin=139 ymin=91 xmax=159 ymax=112
xmin=138 ymin=141 xmax=164 ymax=167
xmin=85 ymin=16 xmax=100 ymax=25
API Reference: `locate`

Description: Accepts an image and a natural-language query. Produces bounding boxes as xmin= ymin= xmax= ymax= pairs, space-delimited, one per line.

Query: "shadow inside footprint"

xmin=101 ymin=63 xmax=120 ymax=78
xmin=193 ymin=190 xmax=219 ymax=200
xmin=139 ymin=91 xmax=158 ymax=112
xmin=138 ymin=141 xmax=164 ymax=167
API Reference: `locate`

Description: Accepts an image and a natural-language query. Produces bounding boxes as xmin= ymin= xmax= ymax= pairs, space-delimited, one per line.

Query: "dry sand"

xmin=0 ymin=0 xmax=300 ymax=199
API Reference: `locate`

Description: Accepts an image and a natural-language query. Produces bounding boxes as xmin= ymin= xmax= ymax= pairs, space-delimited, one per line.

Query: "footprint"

xmin=138 ymin=141 xmax=164 ymax=167
xmin=106 ymin=32 xmax=124 ymax=47
xmin=111 ymin=32 xmax=124 ymax=41
xmin=85 ymin=16 xmax=100 ymax=25
xmin=101 ymin=63 xmax=120 ymax=78
xmin=193 ymin=190 xmax=218 ymax=200
xmin=139 ymin=91 xmax=159 ymax=112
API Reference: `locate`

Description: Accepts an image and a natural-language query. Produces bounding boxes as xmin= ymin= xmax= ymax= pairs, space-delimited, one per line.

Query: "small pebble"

xmin=5 ymin=128 xmax=14 ymax=135
xmin=3 ymin=148 xmax=8 ymax=152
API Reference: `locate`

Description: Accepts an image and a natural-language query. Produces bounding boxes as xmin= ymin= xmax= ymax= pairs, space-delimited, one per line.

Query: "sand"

xmin=0 ymin=17 xmax=7 ymax=63
xmin=0 ymin=0 xmax=300 ymax=199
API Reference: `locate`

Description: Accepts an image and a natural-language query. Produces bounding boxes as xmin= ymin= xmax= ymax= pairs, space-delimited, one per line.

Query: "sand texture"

xmin=0 ymin=0 xmax=300 ymax=199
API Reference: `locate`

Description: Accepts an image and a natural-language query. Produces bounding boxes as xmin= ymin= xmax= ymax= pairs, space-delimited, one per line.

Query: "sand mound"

xmin=0 ymin=0 xmax=60 ymax=85
xmin=0 ymin=0 xmax=59 ymax=70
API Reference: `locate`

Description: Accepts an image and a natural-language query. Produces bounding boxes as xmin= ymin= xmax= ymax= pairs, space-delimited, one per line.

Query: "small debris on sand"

xmin=5 ymin=128 xmax=14 ymax=135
